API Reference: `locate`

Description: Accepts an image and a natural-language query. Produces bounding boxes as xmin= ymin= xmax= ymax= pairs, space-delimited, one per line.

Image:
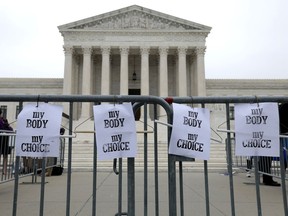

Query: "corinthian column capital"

xmin=120 ymin=46 xmax=129 ymax=56
xmin=177 ymin=46 xmax=187 ymax=56
xmin=194 ymin=46 xmax=206 ymax=55
xmin=101 ymin=46 xmax=111 ymax=56
xmin=159 ymin=46 xmax=169 ymax=56
xmin=63 ymin=45 xmax=74 ymax=55
xmin=140 ymin=47 xmax=150 ymax=55
xmin=82 ymin=46 xmax=92 ymax=55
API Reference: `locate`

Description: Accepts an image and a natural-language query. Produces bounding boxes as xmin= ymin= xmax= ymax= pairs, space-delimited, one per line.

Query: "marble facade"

xmin=58 ymin=5 xmax=211 ymax=119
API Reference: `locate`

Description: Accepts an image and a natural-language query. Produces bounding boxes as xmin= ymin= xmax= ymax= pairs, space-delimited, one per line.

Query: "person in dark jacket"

xmin=0 ymin=109 xmax=13 ymax=175
xmin=258 ymin=103 xmax=288 ymax=186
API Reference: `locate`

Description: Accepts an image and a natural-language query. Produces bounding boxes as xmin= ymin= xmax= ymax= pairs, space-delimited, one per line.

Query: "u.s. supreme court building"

xmin=59 ymin=5 xmax=210 ymax=120
xmin=1 ymin=5 xmax=287 ymax=170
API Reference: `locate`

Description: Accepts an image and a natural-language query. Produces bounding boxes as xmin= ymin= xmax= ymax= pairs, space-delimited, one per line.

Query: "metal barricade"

xmin=0 ymin=95 xmax=287 ymax=216
xmin=170 ymin=96 xmax=288 ymax=216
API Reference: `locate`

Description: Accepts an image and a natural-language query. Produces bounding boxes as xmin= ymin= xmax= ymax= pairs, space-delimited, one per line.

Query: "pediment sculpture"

xmin=70 ymin=10 xmax=202 ymax=31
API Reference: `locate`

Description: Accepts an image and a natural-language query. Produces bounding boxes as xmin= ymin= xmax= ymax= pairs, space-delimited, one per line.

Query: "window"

xmin=0 ymin=105 xmax=7 ymax=119
xmin=229 ymin=106 xmax=234 ymax=120
xmin=15 ymin=105 xmax=20 ymax=119
xmin=129 ymin=89 xmax=141 ymax=121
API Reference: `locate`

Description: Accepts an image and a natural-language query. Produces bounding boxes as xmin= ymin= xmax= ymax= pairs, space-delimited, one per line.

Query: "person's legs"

xmin=2 ymin=155 xmax=7 ymax=175
xmin=262 ymin=173 xmax=272 ymax=183
xmin=259 ymin=156 xmax=280 ymax=186
xmin=0 ymin=155 xmax=2 ymax=174
xmin=246 ymin=157 xmax=252 ymax=177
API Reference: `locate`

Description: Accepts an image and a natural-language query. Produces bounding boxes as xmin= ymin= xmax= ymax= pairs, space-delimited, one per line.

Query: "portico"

xmin=58 ymin=5 xmax=211 ymax=119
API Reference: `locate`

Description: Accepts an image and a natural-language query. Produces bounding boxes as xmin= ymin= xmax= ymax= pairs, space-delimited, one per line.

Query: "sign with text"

xmin=15 ymin=103 xmax=63 ymax=157
xmin=93 ymin=103 xmax=137 ymax=160
xmin=235 ymin=103 xmax=279 ymax=156
xmin=169 ymin=103 xmax=211 ymax=160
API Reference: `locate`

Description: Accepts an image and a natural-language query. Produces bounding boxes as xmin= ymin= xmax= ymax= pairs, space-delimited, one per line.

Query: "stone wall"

xmin=0 ymin=77 xmax=287 ymax=129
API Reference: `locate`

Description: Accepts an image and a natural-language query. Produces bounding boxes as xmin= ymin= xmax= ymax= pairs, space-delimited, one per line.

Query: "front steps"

xmin=64 ymin=140 xmax=228 ymax=172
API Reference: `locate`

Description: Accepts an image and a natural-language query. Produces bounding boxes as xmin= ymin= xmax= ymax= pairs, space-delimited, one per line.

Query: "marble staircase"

xmin=64 ymin=140 xmax=228 ymax=172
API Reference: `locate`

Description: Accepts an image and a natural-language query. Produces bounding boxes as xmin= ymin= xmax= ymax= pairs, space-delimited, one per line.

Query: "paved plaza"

xmin=0 ymin=170 xmax=286 ymax=216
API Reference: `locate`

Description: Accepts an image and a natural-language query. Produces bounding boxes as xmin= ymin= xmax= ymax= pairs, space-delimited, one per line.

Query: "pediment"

xmin=58 ymin=5 xmax=211 ymax=32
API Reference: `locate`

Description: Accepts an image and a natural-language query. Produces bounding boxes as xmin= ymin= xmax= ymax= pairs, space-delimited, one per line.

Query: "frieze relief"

xmin=63 ymin=31 xmax=207 ymax=44
xmin=71 ymin=11 xmax=201 ymax=31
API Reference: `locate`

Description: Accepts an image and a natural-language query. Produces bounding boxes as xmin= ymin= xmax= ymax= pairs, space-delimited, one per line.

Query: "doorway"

xmin=129 ymin=89 xmax=141 ymax=120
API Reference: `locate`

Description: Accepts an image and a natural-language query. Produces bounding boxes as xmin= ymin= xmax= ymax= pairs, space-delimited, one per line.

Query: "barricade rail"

xmin=0 ymin=94 xmax=287 ymax=216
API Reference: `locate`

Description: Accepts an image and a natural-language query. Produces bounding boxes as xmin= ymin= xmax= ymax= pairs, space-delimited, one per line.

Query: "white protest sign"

xmin=93 ymin=103 xmax=137 ymax=160
xmin=15 ymin=103 xmax=63 ymax=157
xmin=169 ymin=103 xmax=211 ymax=160
xmin=235 ymin=103 xmax=279 ymax=156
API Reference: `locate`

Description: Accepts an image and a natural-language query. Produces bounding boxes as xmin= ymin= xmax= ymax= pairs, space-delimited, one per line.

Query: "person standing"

xmin=0 ymin=109 xmax=13 ymax=175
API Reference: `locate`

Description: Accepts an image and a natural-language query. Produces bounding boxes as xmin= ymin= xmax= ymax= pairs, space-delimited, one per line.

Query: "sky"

xmin=0 ymin=0 xmax=287 ymax=79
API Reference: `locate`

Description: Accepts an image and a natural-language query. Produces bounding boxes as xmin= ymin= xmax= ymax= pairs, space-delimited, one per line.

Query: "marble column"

xmin=159 ymin=47 xmax=168 ymax=97
xmin=120 ymin=47 xmax=129 ymax=95
xmin=140 ymin=47 xmax=150 ymax=119
xmin=63 ymin=46 xmax=74 ymax=116
xmin=140 ymin=47 xmax=150 ymax=96
xmin=188 ymin=55 xmax=197 ymax=96
xmin=159 ymin=47 xmax=169 ymax=117
xmin=101 ymin=47 xmax=111 ymax=95
xmin=177 ymin=47 xmax=188 ymax=96
xmin=81 ymin=46 xmax=92 ymax=118
xmin=63 ymin=46 xmax=74 ymax=95
xmin=194 ymin=47 xmax=207 ymax=96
